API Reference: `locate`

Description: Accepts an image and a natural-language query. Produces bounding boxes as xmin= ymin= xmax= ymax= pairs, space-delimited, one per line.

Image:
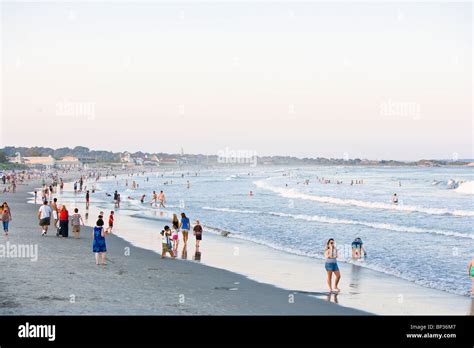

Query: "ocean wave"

xmin=202 ymin=206 xmax=472 ymax=239
xmin=455 ymin=181 xmax=474 ymax=195
xmin=202 ymin=206 xmax=260 ymax=214
xmin=254 ymin=179 xmax=474 ymax=217
xmin=268 ymin=212 xmax=474 ymax=240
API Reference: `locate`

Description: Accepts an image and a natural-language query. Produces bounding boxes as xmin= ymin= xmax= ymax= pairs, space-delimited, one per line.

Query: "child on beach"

xmin=107 ymin=211 xmax=114 ymax=234
xmin=93 ymin=217 xmax=107 ymax=265
xmin=71 ymin=208 xmax=84 ymax=239
xmin=171 ymin=214 xmax=180 ymax=250
xmin=324 ymin=238 xmax=341 ymax=293
xmin=1 ymin=202 xmax=12 ymax=236
xmin=193 ymin=220 xmax=203 ymax=248
xmin=161 ymin=226 xmax=175 ymax=259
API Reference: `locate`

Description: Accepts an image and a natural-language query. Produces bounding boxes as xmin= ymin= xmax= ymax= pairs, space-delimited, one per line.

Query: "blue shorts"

xmin=325 ymin=262 xmax=339 ymax=272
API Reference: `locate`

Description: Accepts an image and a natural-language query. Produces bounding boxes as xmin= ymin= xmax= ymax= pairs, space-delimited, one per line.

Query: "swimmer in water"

xmin=249 ymin=191 xmax=253 ymax=196
xmin=140 ymin=194 xmax=146 ymax=203
xmin=392 ymin=193 xmax=398 ymax=204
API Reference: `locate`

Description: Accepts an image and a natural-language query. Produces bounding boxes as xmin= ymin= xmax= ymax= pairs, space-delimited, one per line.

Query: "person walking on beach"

xmin=51 ymin=198 xmax=59 ymax=234
xmin=38 ymin=200 xmax=53 ymax=236
xmin=324 ymin=238 xmax=341 ymax=293
xmin=158 ymin=191 xmax=166 ymax=208
xmin=71 ymin=208 xmax=84 ymax=239
xmin=469 ymin=259 xmax=474 ymax=297
xmin=171 ymin=214 xmax=180 ymax=250
xmin=193 ymin=220 xmax=203 ymax=248
xmin=114 ymin=191 xmax=119 ymax=208
xmin=93 ymin=217 xmax=107 ymax=265
xmin=161 ymin=226 xmax=175 ymax=259
xmin=85 ymin=190 xmax=90 ymax=209
xmin=1 ymin=202 xmax=12 ymax=236
xmin=180 ymin=212 xmax=190 ymax=245
xmin=58 ymin=205 xmax=69 ymax=238
xmin=107 ymin=211 xmax=114 ymax=234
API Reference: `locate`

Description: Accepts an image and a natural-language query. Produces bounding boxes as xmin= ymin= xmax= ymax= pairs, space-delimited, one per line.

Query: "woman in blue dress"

xmin=93 ymin=217 xmax=107 ymax=265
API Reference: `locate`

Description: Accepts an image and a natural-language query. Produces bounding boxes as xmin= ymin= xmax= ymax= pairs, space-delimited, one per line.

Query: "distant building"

xmin=159 ymin=157 xmax=178 ymax=165
xmin=121 ymin=152 xmax=132 ymax=163
xmin=55 ymin=156 xmax=82 ymax=169
xmin=10 ymin=154 xmax=56 ymax=168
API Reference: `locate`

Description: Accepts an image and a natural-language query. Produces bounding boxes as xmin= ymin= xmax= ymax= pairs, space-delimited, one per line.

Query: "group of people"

xmin=324 ymin=237 xmax=367 ymax=293
xmin=37 ymin=199 xmax=85 ymax=239
xmin=160 ymin=213 xmax=203 ymax=259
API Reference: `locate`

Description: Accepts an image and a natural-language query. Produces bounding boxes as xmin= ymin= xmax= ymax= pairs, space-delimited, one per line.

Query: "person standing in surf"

xmin=392 ymin=193 xmax=398 ymax=204
xmin=324 ymin=238 xmax=341 ymax=293
xmin=158 ymin=191 xmax=166 ymax=208
xmin=468 ymin=259 xmax=474 ymax=297
xmin=150 ymin=191 xmax=158 ymax=207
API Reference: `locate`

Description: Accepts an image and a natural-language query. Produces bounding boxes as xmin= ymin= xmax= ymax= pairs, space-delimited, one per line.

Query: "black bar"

xmin=0 ymin=316 xmax=472 ymax=346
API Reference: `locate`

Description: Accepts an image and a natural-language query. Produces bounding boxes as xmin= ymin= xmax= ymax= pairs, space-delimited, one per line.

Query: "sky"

xmin=0 ymin=1 xmax=472 ymax=160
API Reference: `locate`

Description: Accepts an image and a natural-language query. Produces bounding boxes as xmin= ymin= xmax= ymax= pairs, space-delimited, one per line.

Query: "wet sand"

xmin=0 ymin=177 xmax=368 ymax=315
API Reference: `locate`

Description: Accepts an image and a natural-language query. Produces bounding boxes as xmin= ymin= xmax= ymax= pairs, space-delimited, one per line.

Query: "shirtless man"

xmin=51 ymin=198 xmax=59 ymax=233
xmin=150 ymin=191 xmax=157 ymax=207
xmin=158 ymin=191 xmax=166 ymax=208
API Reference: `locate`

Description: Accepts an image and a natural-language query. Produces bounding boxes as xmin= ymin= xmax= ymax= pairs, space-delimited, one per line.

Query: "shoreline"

xmin=0 ymin=175 xmax=369 ymax=315
xmin=43 ymin=173 xmax=473 ymax=315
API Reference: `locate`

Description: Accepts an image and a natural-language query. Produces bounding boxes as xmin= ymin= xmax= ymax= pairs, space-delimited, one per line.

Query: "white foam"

xmin=268 ymin=212 xmax=474 ymax=240
xmin=202 ymin=206 xmax=259 ymax=214
xmin=455 ymin=181 xmax=474 ymax=195
xmin=254 ymin=179 xmax=474 ymax=217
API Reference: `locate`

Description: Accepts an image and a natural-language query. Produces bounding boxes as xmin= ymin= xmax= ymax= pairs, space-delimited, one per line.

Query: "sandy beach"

xmin=0 ymin=176 xmax=369 ymax=315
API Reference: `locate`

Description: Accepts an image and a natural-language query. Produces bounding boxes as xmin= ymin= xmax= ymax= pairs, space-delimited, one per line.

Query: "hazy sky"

xmin=1 ymin=1 xmax=472 ymax=160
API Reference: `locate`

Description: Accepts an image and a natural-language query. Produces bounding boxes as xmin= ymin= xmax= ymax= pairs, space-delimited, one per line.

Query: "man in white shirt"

xmin=38 ymin=200 xmax=53 ymax=236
